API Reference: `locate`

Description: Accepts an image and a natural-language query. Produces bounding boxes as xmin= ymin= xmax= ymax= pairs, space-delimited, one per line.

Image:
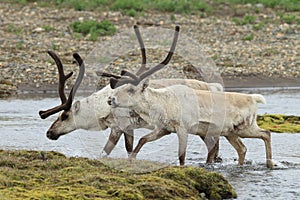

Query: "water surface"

xmin=0 ymin=88 xmax=299 ymax=199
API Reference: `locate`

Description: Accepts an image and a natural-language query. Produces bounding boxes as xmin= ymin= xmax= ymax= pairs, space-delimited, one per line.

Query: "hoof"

xmin=129 ymin=152 xmax=137 ymax=159
xmin=214 ymin=156 xmax=223 ymax=163
xmin=267 ymin=160 xmax=276 ymax=169
xmin=100 ymin=151 xmax=108 ymax=158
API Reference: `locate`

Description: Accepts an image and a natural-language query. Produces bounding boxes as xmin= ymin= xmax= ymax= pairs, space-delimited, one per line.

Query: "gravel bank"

xmin=0 ymin=2 xmax=299 ymax=93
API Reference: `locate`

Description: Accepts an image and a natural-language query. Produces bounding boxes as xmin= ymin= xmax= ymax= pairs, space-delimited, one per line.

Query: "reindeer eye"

xmin=127 ymin=88 xmax=135 ymax=94
xmin=61 ymin=112 xmax=68 ymax=121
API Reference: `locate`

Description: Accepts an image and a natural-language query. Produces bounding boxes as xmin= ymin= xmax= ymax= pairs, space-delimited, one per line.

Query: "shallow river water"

xmin=0 ymin=88 xmax=299 ymax=199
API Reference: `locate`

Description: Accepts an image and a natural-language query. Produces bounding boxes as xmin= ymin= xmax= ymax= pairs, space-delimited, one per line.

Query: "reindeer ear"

xmin=110 ymin=78 xmax=118 ymax=89
xmin=141 ymin=79 xmax=149 ymax=92
xmin=74 ymin=101 xmax=80 ymax=113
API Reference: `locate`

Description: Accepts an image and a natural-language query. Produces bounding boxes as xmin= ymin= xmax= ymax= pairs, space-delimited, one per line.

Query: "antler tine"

xmin=110 ymin=76 xmax=137 ymax=89
xmin=67 ymin=53 xmax=85 ymax=106
xmin=47 ymin=51 xmax=73 ymax=104
xmin=99 ymin=72 xmax=121 ymax=79
xmin=139 ymin=25 xmax=180 ymax=81
xmin=39 ymin=52 xmax=85 ymax=119
xmin=134 ymin=25 xmax=147 ymax=76
xmin=39 ymin=101 xmax=69 ymax=119
xmin=110 ymin=25 xmax=180 ymax=89
xmin=121 ymin=70 xmax=139 ymax=81
xmin=111 ymin=25 xmax=146 ymax=83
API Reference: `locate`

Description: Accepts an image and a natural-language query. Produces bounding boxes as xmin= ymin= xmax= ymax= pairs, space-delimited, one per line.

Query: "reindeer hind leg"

xmin=225 ymin=135 xmax=247 ymax=165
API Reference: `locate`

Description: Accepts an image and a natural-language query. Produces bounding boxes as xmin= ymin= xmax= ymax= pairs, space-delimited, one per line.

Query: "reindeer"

xmin=109 ymin=52 xmax=274 ymax=169
xmin=39 ymin=25 xmax=223 ymax=163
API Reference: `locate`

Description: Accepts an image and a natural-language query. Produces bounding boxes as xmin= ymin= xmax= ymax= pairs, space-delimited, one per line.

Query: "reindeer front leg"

xmin=124 ymin=129 xmax=134 ymax=156
xmin=205 ymin=137 xmax=221 ymax=164
xmin=177 ymin=128 xmax=188 ymax=166
xmin=131 ymin=128 xmax=171 ymax=159
xmin=102 ymin=128 xmax=123 ymax=157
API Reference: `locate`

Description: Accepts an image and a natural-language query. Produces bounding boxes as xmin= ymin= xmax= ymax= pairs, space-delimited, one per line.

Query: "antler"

xmin=134 ymin=24 xmax=147 ymax=75
xmin=39 ymin=52 xmax=85 ymax=119
xmin=98 ymin=72 xmax=121 ymax=79
xmin=47 ymin=51 xmax=73 ymax=103
xmin=98 ymin=25 xmax=147 ymax=81
xmin=110 ymin=25 xmax=180 ymax=89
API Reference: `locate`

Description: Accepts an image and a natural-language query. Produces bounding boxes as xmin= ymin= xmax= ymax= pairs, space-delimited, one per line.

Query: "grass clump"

xmin=151 ymin=0 xmax=211 ymax=14
xmin=280 ymin=14 xmax=300 ymax=24
xmin=70 ymin=20 xmax=116 ymax=41
xmin=242 ymin=33 xmax=254 ymax=41
xmin=213 ymin=0 xmax=300 ymax=11
xmin=257 ymin=114 xmax=300 ymax=133
xmin=0 ymin=150 xmax=237 ymax=199
xmin=6 ymin=24 xmax=22 ymax=35
xmin=111 ymin=0 xmax=144 ymax=14
xmin=51 ymin=0 xmax=109 ymax=11
xmin=42 ymin=25 xmax=54 ymax=32
xmin=253 ymin=22 xmax=265 ymax=30
xmin=232 ymin=15 xmax=256 ymax=25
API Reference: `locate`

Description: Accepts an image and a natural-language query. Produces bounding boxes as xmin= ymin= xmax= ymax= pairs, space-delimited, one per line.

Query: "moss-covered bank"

xmin=257 ymin=114 xmax=300 ymax=133
xmin=0 ymin=150 xmax=237 ymax=199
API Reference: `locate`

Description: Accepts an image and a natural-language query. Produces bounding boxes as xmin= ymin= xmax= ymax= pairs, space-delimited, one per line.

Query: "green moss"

xmin=242 ymin=33 xmax=254 ymax=41
xmin=0 ymin=150 xmax=237 ymax=199
xmin=257 ymin=114 xmax=300 ymax=133
xmin=70 ymin=20 xmax=116 ymax=41
xmin=156 ymin=167 xmax=237 ymax=199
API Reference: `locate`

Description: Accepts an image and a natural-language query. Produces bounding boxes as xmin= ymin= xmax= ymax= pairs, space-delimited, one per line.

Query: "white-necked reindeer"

xmin=39 ymin=25 xmax=223 ymax=163
xmin=109 ymin=60 xmax=274 ymax=169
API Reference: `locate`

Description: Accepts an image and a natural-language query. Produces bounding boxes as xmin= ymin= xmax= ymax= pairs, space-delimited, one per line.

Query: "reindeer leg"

xmin=203 ymin=135 xmax=221 ymax=164
xmin=239 ymin=127 xmax=274 ymax=169
xmin=124 ymin=129 xmax=134 ymax=156
xmin=213 ymin=139 xmax=222 ymax=162
xmin=203 ymin=136 xmax=221 ymax=164
xmin=261 ymin=130 xmax=274 ymax=169
xmin=102 ymin=128 xmax=123 ymax=157
xmin=225 ymin=135 xmax=247 ymax=165
xmin=177 ymin=129 xmax=188 ymax=166
xmin=131 ymin=129 xmax=171 ymax=159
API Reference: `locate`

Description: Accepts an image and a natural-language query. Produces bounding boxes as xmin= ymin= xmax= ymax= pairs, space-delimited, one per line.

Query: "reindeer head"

xmin=109 ymin=79 xmax=150 ymax=109
xmin=108 ymin=25 xmax=180 ymax=109
xmin=39 ymin=51 xmax=88 ymax=140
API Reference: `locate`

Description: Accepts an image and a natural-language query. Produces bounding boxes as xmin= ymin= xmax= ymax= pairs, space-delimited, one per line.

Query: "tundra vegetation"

xmin=0 ymin=150 xmax=237 ymax=199
xmin=3 ymin=0 xmax=300 ymax=24
xmin=257 ymin=114 xmax=300 ymax=133
xmin=5 ymin=0 xmax=300 ymax=13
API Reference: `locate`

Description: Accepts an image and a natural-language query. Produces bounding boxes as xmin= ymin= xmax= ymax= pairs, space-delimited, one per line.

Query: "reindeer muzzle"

xmin=47 ymin=130 xmax=60 ymax=140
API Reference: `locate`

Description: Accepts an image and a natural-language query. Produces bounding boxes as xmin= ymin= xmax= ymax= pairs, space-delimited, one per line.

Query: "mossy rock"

xmin=257 ymin=114 xmax=300 ymax=133
xmin=0 ymin=150 xmax=237 ymax=199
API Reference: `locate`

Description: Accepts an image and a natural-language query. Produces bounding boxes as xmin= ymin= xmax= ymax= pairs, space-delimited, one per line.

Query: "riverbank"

xmin=0 ymin=1 xmax=299 ymax=94
xmin=0 ymin=150 xmax=237 ymax=199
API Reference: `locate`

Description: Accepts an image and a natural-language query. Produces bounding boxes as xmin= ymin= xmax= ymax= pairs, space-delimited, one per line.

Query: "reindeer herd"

xmin=39 ymin=25 xmax=275 ymax=169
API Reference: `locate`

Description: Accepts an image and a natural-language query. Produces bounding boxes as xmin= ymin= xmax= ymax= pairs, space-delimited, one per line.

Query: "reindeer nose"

xmin=107 ymin=97 xmax=112 ymax=105
xmin=47 ymin=130 xmax=60 ymax=140
xmin=108 ymin=97 xmax=116 ymax=106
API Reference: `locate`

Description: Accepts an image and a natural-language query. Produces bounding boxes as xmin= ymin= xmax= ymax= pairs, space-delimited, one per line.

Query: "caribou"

xmin=109 ymin=48 xmax=274 ymax=169
xmin=39 ymin=25 xmax=224 ymax=163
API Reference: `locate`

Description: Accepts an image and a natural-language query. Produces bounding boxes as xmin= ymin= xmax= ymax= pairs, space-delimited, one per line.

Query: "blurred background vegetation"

xmin=3 ymin=0 xmax=299 ymax=41
xmin=3 ymin=0 xmax=300 ymax=14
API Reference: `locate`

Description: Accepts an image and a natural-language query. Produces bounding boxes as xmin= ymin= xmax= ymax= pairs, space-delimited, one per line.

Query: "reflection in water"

xmin=0 ymin=88 xmax=299 ymax=199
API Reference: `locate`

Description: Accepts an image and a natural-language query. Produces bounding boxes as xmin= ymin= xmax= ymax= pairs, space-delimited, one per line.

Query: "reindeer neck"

xmin=133 ymin=87 xmax=172 ymax=123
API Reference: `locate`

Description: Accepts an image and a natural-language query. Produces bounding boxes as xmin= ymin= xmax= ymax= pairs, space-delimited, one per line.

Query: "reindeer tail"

xmin=252 ymin=94 xmax=266 ymax=104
